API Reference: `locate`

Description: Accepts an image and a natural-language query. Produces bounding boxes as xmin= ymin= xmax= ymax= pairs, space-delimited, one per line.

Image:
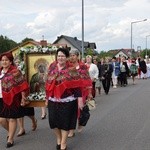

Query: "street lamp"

xmin=131 ymin=19 xmax=147 ymax=50
xmin=81 ymin=0 xmax=84 ymax=59
xmin=146 ymin=35 xmax=150 ymax=58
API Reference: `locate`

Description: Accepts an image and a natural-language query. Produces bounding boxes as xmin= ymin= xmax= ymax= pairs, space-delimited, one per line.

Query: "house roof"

xmin=109 ymin=48 xmax=134 ymax=57
xmin=89 ymin=43 xmax=96 ymax=49
xmin=116 ymin=49 xmax=131 ymax=57
xmin=9 ymin=40 xmax=41 ymax=52
xmin=53 ymin=35 xmax=96 ymax=52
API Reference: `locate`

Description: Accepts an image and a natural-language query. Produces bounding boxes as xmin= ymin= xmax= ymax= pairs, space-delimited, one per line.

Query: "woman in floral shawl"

xmin=0 ymin=52 xmax=29 ymax=148
xmin=45 ymin=48 xmax=92 ymax=150
xmin=68 ymin=49 xmax=92 ymax=137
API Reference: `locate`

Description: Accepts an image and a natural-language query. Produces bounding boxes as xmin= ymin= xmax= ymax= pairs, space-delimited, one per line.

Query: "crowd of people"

xmin=0 ymin=48 xmax=149 ymax=149
xmin=92 ymin=55 xmax=150 ymax=95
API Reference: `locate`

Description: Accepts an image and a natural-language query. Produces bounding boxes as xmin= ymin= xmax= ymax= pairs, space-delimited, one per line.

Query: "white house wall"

xmin=115 ymin=51 xmax=128 ymax=58
xmin=56 ymin=38 xmax=82 ymax=59
xmin=56 ymin=38 xmax=77 ymax=51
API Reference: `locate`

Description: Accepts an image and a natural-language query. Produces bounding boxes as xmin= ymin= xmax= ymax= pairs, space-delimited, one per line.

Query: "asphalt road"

xmin=1 ymin=78 xmax=150 ymax=150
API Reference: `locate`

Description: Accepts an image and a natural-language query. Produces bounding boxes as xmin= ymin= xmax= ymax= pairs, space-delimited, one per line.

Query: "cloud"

xmin=0 ymin=0 xmax=150 ymax=51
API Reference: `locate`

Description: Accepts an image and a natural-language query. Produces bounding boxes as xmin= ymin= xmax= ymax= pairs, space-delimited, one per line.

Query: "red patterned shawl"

xmin=0 ymin=65 xmax=29 ymax=106
xmin=45 ymin=61 xmax=92 ymax=100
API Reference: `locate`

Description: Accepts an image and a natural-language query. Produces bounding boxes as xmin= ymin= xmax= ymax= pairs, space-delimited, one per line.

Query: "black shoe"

xmin=41 ymin=114 xmax=47 ymax=120
xmin=17 ymin=131 xmax=26 ymax=137
xmin=56 ymin=144 xmax=61 ymax=150
xmin=68 ymin=133 xmax=75 ymax=138
xmin=6 ymin=142 xmax=14 ymax=148
xmin=105 ymin=91 xmax=108 ymax=95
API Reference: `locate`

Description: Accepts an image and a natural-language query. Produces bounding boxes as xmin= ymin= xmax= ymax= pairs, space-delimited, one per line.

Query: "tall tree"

xmin=0 ymin=35 xmax=18 ymax=54
xmin=140 ymin=49 xmax=150 ymax=58
xmin=19 ymin=37 xmax=34 ymax=45
xmin=98 ymin=50 xmax=113 ymax=58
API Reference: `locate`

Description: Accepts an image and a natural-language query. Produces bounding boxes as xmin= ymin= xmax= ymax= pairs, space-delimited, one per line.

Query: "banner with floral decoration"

xmin=14 ymin=45 xmax=62 ymax=101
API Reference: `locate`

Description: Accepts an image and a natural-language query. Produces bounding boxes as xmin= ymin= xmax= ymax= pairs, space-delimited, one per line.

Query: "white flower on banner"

xmin=52 ymin=45 xmax=58 ymax=51
xmin=27 ymin=92 xmax=46 ymax=101
xmin=20 ymin=45 xmax=61 ymax=53
xmin=42 ymin=47 xmax=48 ymax=53
xmin=33 ymin=47 xmax=38 ymax=52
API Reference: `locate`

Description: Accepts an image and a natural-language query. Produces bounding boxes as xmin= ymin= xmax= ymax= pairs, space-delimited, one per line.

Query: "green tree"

xmin=98 ymin=50 xmax=113 ymax=58
xmin=0 ymin=35 xmax=18 ymax=54
xmin=19 ymin=37 xmax=34 ymax=45
xmin=85 ymin=48 xmax=94 ymax=56
xmin=140 ymin=49 xmax=150 ymax=58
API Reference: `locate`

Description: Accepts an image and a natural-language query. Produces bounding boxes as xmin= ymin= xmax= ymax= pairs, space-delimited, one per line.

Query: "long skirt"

xmin=22 ymin=107 xmax=35 ymax=116
xmin=48 ymin=100 xmax=78 ymax=131
xmin=0 ymin=98 xmax=24 ymax=119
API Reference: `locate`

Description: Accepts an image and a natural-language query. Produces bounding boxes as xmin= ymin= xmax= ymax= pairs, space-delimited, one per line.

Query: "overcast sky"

xmin=0 ymin=0 xmax=150 ymax=52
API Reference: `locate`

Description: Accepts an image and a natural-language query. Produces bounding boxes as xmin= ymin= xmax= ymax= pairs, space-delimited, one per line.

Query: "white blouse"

xmin=0 ymin=70 xmax=5 ymax=98
xmin=86 ymin=63 xmax=99 ymax=80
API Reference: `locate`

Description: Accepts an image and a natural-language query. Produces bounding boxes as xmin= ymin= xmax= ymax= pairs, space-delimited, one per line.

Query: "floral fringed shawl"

xmin=0 ymin=65 xmax=29 ymax=106
xmin=70 ymin=61 xmax=92 ymax=103
xmin=45 ymin=61 xmax=92 ymax=100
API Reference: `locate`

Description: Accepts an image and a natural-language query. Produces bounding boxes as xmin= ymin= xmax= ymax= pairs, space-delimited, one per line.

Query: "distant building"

xmin=53 ymin=35 xmax=97 ymax=54
xmin=10 ymin=40 xmax=43 ymax=57
xmin=108 ymin=48 xmax=136 ymax=58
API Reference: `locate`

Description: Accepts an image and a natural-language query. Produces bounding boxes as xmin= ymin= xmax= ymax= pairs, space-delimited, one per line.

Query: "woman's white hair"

xmin=69 ymin=49 xmax=80 ymax=56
